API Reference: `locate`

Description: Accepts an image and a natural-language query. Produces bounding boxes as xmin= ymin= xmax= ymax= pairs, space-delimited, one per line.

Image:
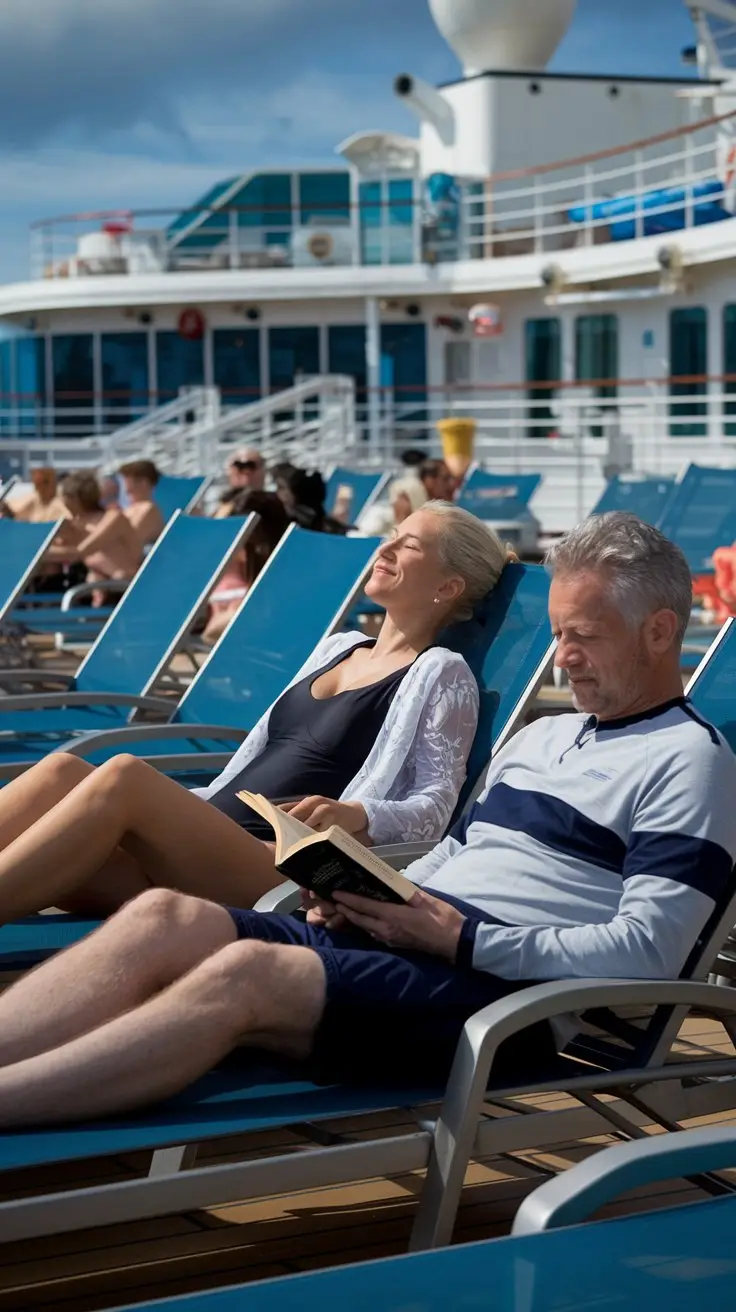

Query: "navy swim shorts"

xmin=227 ymin=892 xmax=555 ymax=1086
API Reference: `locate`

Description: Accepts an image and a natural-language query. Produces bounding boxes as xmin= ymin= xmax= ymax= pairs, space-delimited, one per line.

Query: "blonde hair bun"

xmin=422 ymin=500 xmax=515 ymax=623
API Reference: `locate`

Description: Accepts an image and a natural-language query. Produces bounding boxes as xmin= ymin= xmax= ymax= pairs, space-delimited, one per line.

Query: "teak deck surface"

xmin=0 ymin=1016 xmax=733 ymax=1312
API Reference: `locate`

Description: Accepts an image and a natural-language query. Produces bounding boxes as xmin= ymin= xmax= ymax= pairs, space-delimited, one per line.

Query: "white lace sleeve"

xmin=359 ymin=661 xmax=479 ymax=845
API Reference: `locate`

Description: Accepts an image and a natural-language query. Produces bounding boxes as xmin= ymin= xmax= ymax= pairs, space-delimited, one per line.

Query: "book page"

xmin=235 ymin=791 xmax=313 ymax=857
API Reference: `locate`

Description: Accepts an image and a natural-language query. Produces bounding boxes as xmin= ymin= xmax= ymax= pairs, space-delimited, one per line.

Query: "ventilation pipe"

xmin=394 ymin=74 xmax=456 ymax=146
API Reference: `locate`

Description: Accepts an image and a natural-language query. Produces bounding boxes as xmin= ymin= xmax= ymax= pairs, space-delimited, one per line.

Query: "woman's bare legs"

xmin=0 ymin=752 xmax=94 ymax=852
xmin=0 ymin=754 xmax=281 ymax=923
xmin=0 ymin=753 xmax=152 ymax=915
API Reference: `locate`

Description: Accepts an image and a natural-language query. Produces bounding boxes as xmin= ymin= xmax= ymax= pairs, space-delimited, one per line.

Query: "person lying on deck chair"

xmin=0 ymin=512 xmax=734 ymax=1127
xmin=0 ymin=504 xmax=510 ymax=921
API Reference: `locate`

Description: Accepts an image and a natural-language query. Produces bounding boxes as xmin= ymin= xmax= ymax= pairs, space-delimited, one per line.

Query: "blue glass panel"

xmin=328 ymin=326 xmax=366 ymax=400
xmin=14 ymin=336 xmax=45 ymax=435
xmin=575 ymin=314 xmax=618 ymax=398
xmin=0 ymin=341 xmax=11 ymax=433
xmin=236 ymin=174 xmax=292 ymax=229
xmin=388 ymin=178 xmax=414 ymax=225
xmin=101 ymin=333 xmax=149 ymax=425
xmin=167 ymin=178 xmax=237 ymax=240
xmin=381 ymin=323 xmax=427 ymax=410
xmin=670 ymin=306 xmax=707 ymax=437
xmin=155 ymin=332 xmax=204 ymax=402
xmin=268 ymin=327 xmax=319 ymax=392
xmin=299 ymin=172 xmax=350 ymax=225
xmin=51 ymin=334 xmax=94 ymax=432
xmin=213 ymin=329 xmax=261 ymax=405
xmin=359 ymin=181 xmax=383 ymax=265
xmin=525 ymin=318 xmax=561 ymax=437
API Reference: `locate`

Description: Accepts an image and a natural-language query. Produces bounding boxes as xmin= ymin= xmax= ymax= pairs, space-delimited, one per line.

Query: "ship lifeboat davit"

xmin=428 ymin=0 xmax=577 ymax=76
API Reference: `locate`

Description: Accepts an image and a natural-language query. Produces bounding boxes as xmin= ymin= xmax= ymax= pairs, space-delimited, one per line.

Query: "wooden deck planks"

xmin=0 ymin=1021 xmax=733 ymax=1310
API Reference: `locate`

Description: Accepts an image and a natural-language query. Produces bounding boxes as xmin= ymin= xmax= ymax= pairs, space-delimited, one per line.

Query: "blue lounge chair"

xmin=0 ymin=512 xmax=256 ymax=780
xmin=52 ymin=525 xmax=382 ymax=774
xmin=592 ymin=474 xmax=675 ymax=525
xmin=154 ymin=475 xmax=210 ymax=522
xmin=324 ymin=467 xmax=390 ymax=524
xmin=0 ymin=520 xmax=61 ymax=626
xmin=0 ymin=589 xmax=734 ymax=1249
xmin=656 ymin=463 xmax=736 ymax=574
xmin=456 ymin=471 xmax=542 ymax=522
xmin=0 ymin=879 xmax=732 ymax=1248
xmin=106 ymin=1124 xmax=736 ymax=1312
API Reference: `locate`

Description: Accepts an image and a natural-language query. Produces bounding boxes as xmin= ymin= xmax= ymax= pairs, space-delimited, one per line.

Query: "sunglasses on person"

xmin=231 ymin=459 xmax=263 ymax=472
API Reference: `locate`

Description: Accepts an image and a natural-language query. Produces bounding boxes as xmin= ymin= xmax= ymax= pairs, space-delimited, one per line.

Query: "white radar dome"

xmin=428 ymin=0 xmax=577 ymax=75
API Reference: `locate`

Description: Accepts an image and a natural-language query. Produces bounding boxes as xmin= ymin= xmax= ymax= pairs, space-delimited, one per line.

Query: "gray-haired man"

xmin=0 ymin=512 xmax=732 ymax=1126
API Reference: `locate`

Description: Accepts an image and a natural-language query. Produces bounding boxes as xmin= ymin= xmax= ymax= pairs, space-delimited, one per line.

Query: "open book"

xmin=236 ymin=791 xmax=416 ymax=905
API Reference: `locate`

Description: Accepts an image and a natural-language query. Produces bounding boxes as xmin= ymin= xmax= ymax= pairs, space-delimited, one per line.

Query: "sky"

xmin=0 ymin=0 xmax=698 ymax=282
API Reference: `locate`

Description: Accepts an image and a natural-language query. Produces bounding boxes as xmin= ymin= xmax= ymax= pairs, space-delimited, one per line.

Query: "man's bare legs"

xmin=0 ymin=890 xmax=327 ymax=1125
xmin=0 ymin=754 xmax=282 ymax=923
xmin=0 ymin=889 xmax=236 ymax=1066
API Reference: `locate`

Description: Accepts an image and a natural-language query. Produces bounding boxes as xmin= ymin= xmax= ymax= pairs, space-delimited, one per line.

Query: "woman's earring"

xmin=434 ymin=597 xmax=441 ymax=604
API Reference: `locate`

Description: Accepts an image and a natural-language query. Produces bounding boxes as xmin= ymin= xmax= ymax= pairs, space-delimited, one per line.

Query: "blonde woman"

xmin=0 ymin=504 xmax=517 ymax=922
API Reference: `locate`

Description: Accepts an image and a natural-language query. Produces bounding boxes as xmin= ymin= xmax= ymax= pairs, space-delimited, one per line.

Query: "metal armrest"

xmin=60 ymin=579 xmax=130 ymax=610
xmin=513 ymin=1121 xmax=736 ymax=1236
xmin=0 ymin=692 xmax=173 ymax=713
xmin=411 ymin=977 xmax=736 ymax=1251
xmin=0 ymin=670 xmax=75 ymax=688
xmin=61 ymin=722 xmax=249 ymax=757
xmin=255 ymin=882 xmax=302 ymax=914
xmin=373 ymin=841 xmax=434 ymax=870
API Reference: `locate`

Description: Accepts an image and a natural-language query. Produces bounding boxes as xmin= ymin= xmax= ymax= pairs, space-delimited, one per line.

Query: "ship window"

xmin=14 ymin=335 xmax=46 ymax=434
xmin=328 ymin=325 xmax=366 ymax=400
xmin=575 ymin=314 xmax=618 ymax=398
xmin=359 ymin=179 xmax=415 ymax=265
xmin=52 ymin=334 xmax=94 ymax=431
xmin=381 ymin=322 xmax=427 ymax=416
xmin=268 ymin=327 xmax=320 ymax=392
xmin=0 ymin=340 xmax=11 ymax=435
xmin=299 ymin=173 xmax=350 ymax=226
xmin=101 ymin=333 xmax=149 ymax=426
xmin=670 ymin=306 xmax=707 ymax=437
xmin=156 ymin=332 xmax=204 ymax=402
xmin=234 ymin=174 xmax=292 ymax=230
xmin=213 ymin=328 xmax=261 ymax=406
xmin=525 ymin=317 xmax=561 ymax=437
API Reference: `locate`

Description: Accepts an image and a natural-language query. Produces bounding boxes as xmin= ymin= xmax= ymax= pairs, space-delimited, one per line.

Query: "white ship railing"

xmin=28 ymin=109 xmax=736 ymax=277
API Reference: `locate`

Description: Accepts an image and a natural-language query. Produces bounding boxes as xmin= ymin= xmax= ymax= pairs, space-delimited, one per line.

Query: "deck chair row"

xmin=0 ymin=616 xmax=734 ymax=1255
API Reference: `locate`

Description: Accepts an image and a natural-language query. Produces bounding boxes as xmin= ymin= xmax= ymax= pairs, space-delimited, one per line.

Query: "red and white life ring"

xmin=178 ymin=307 xmax=206 ymax=341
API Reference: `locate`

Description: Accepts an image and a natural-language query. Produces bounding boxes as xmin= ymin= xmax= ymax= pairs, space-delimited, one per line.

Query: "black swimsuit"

xmin=207 ymin=642 xmax=411 ymax=838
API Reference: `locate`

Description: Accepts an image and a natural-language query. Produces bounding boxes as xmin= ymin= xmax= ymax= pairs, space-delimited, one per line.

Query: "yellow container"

xmin=437 ymin=417 xmax=476 ymax=479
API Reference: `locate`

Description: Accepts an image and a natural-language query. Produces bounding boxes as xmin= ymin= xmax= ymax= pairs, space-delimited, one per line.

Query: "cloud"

xmin=0 ymin=0 xmax=445 ymax=150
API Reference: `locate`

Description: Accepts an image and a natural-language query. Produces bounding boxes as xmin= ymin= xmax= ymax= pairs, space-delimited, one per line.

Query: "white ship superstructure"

xmin=2 ymin=0 xmax=736 ymax=528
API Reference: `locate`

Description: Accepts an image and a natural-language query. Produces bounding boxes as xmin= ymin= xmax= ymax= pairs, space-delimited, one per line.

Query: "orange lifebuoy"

xmin=178 ymin=307 xmax=206 ymax=341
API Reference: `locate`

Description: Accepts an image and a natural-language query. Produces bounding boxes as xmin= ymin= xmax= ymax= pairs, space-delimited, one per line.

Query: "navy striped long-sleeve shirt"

xmin=406 ymin=698 xmax=736 ymax=981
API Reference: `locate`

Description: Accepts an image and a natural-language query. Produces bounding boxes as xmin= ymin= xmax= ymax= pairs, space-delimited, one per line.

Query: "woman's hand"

xmin=282 ymin=797 xmax=370 ymax=840
xmin=333 ymin=887 xmax=466 ymax=962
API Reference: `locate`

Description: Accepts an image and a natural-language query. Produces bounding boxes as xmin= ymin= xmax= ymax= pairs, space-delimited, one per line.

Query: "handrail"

xmin=479 ymin=105 xmax=736 ymax=186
